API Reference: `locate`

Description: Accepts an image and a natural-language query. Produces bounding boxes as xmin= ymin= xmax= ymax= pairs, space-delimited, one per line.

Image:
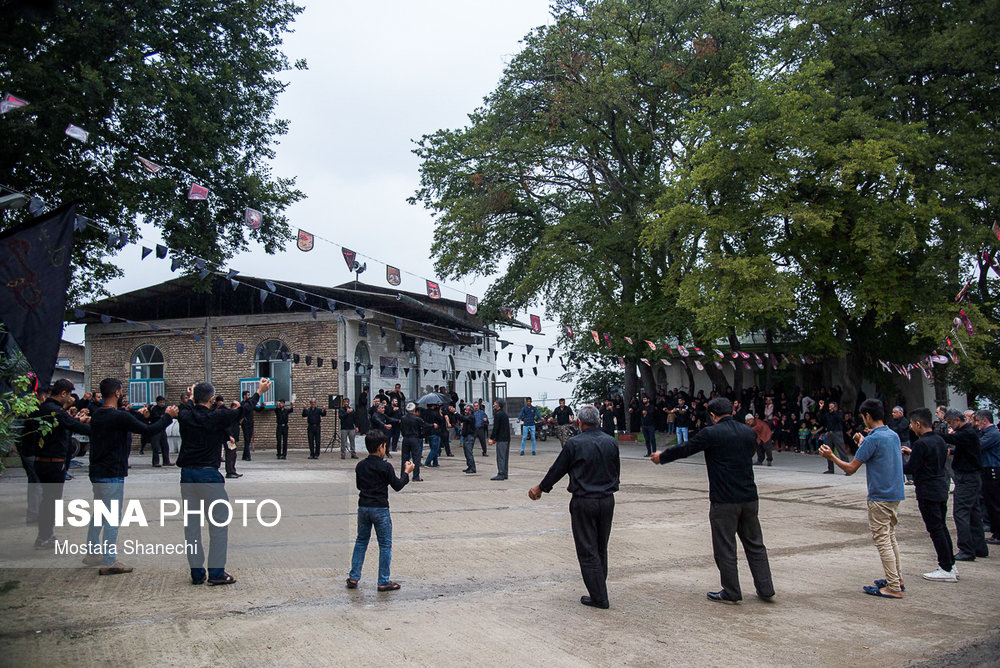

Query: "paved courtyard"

xmin=1 ymin=440 xmax=998 ymax=667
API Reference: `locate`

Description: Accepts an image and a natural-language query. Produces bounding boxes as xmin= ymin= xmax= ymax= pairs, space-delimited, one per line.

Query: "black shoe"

xmin=465 ymin=470 xmax=477 ymax=474
xmin=192 ymin=576 xmax=206 ymax=585
xmin=756 ymin=591 xmax=775 ymax=601
xmin=226 ymin=473 xmax=240 ymax=479
xmin=975 ymin=551 xmax=989 ymax=558
xmin=412 ymin=476 xmax=423 ymax=481
xmin=152 ymin=463 xmax=162 ymax=468
xmin=986 ymin=537 xmax=1000 ymax=546
xmin=954 ymin=552 xmax=976 ymax=562
xmin=580 ymin=595 xmax=609 ymax=609
xmin=490 ymin=475 xmax=506 ymax=481
xmin=462 ymin=468 xmax=472 ymax=473
xmin=34 ymin=536 xmax=57 ymax=550
xmin=707 ymin=590 xmax=740 ymax=603
xmin=766 ymin=461 xmax=772 ymax=467
xmin=822 ymin=470 xmax=835 ymax=474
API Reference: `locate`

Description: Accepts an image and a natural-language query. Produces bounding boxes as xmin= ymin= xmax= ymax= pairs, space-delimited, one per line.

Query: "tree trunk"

xmin=637 ymin=361 xmax=656 ymax=398
xmin=764 ymin=328 xmax=774 ymax=390
xmin=728 ymin=327 xmax=743 ymax=395
xmin=624 ymin=357 xmax=638 ymax=403
xmin=683 ymin=361 xmax=696 ymax=395
xmin=697 ymin=341 xmax=728 ymax=392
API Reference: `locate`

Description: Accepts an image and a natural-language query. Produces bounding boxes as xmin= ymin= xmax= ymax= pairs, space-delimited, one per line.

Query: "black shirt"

xmin=539 ymin=427 xmax=620 ymax=498
xmin=176 ymin=396 xmax=255 ymax=469
xmin=339 ymin=407 xmax=357 ymax=431
xmin=275 ymin=406 xmax=292 ymax=427
xmin=241 ymin=397 xmax=258 ymax=426
xmin=25 ymin=398 xmax=91 ymax=459
xmin=458 ymin=412 xmax=476 ymax=438
xmin=600 ymin=408 xmax=616 ymax=432
xmin=302 ymin=406 xmax=326 ymax=426
xmin=90 ymin=407 xmax=172 ymax=479
xmin=673 ymin=404 xmax=691 ymax=428
xmin=490 ymin=409 xmax=510 ymax=441
xmin=553 ymin=405 xmax=573 ymax=425
xmin=659 ymin=415 xmax=758 ymax=504
xmin=641 ymin=403 xmax=656 ymax=427
xmin=943 ymin=423 xmax=982 ymax=472
xmin=356 ymin=455 xmax=408 ymax=507
xmin=400 ymin=412 xmax=433 ymax=439
xmin=903 ymin=431 xmax=949 ymax=501
xmin=888 ymin=416 xmax=911 ymax=446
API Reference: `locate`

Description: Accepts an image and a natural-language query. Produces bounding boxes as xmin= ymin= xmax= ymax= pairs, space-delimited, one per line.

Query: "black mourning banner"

xmin=0 ymin=203 xmax=77 ymax=388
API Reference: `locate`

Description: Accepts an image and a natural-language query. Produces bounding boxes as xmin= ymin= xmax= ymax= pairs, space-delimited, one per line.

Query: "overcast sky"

xmin=66 ymin=0 xmax=576 ymax=403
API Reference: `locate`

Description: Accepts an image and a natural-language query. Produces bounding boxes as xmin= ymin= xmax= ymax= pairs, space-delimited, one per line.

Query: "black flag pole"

xmin=0 ymin=202 xmax=77 ymax=389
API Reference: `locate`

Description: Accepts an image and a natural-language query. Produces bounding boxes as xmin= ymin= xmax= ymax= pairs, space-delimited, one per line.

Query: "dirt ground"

xmin=1 ymin=439 xmax=998 ymax=667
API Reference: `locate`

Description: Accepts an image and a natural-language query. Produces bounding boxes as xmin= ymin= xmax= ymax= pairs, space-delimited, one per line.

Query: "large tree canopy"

xmin=0 ymin=1 xmax=305 ymax=297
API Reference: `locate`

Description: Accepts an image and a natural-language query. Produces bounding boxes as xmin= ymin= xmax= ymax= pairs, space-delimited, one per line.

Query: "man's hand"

xmin=82 ymin=392 xmax=93 ymax=401
xmin=78 ymin=414 xmax=91 ymax=424
xmin=227 ymin=437 xmax=237 ymax=450
xmin=488 ymin=439 xmax=495 ymax=446
xmin=186 ymin=385 xmax=195 ymax=397
xmin=257 ymin=378 xmax=272 ymax=394
xmin=404 ymin=460 xmax=415 ymax=474
xmin=650 ymin=451 xmax=661 ymax=464
xmin=900 ymin=445 xmax=912 ymax=456
xmin=818 ymin=444 xmax=834 ymax=460
xmin=137 ymin=406 xmax=150 ymax=418
xmin=853 ymin=431 xmax=865 ymax=446
xmin=68 ymin=407 xmax=78 ymax=416
xmin=165 ymin=405 xmax=179 ymax=418
xmin=528 ymin=485 xmax=542 ymax=501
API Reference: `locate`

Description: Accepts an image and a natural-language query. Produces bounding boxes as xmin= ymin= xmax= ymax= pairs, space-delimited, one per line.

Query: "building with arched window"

xmin=76 ymin=275 xmax=497 ymax=452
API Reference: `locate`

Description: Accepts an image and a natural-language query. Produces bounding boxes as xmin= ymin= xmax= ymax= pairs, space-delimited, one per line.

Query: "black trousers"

xmin=441 ymin=431 xmax=453 ymax=456
xmin=224 ymin=445 xmax=238 ymax=476
xmin=641 ymin=426 xmax=656 ymax=455
xmin=708 ymin=500 xmax=774 ymax=601
xmin=242 ymin=423 xmax=254 ymax=460
xmin=151 ymin=431 xmax=170 ymax=466
xmin=983 ymin=468 xmax=1000 ymax=538
xmin=476 ymin=426 xmax=489 ymax=455
xmin=401 ymin=437 xmax=422 ymax=479
xmin=953 ymin=471 xmax=987 ymax=556
xmin=569 ymin=495 xmax=615 ymax=606
xmin=34 ymin=461 xmax=65 ymax=541
xmin=917 ymin=497 xmax=955 ymax=571
xmin=276 ymin=425 xmax=288 ymax=458
xmin=390 ymin=426 xmax=400 ymax=452
xmin=307 ymin=425 xmax=321 ymax=457
xmin=755 ymin=439 xmax=773 ymax=464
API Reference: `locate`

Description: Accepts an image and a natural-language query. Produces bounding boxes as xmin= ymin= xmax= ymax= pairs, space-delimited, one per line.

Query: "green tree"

xmin=0 ymin=1 xmax=305 ymax=297
xmin=412 ymin=0 xmax=757 ymax=401
xmin=0 ymin=338 xmax=43 ymax=470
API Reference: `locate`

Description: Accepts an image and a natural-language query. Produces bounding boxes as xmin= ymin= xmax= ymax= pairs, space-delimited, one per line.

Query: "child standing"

xmin=346 ymin=429 xmax=414 ymax=591
xmin=799 ymin=421 xmax=810 ymax=453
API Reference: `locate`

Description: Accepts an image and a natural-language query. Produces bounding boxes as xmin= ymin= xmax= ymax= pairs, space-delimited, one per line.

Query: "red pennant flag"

xmin=640 ymin=358 xmax=651 ymax=366
xmin=563 ymin=324 xmax=574 ymax=339
xmin=342 ymin=248 xmax=356 ymax=271
xmin=644 ymin=340 xmax=656 ymax=351
xmin=466 ymin=294 xmax=478 ymax=315
xmin=694 ymin=360 xmax=704 ymax=371
xmin=426 ymin=280 xmax=441 ymax=299
xmin=137 ymin=156 xmax=162 ymax=173
xmin=501 ymin=307 xmax=513 ymax=319
xmin=530 ymin=314 xmax=541 ymax=333
xmin=296 ymin=229 xmax=313 ymax=251
xmin=386 ymin=265 xmax=401 ymax=286
xmin=603 ymin=333 xmax=612 ymax=348
xmin=0 ymin=92 xmax=30 ymax=114
xmin=624 ymin=336 xmax=633 ymax=345
xmin=187 ymin=183 xmax=209 ymax=200
xmin=660 ymin=358 xmax=672 ymax=366
xmin=677 ymin=345 xmax=689 ymax=357
xmin=591 ymin=330 xmax=600 ymax=345
xmin=245 ymin=207 xmax=263 ymax=230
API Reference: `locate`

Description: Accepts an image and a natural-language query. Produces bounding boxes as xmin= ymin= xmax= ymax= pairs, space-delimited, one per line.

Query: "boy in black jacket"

xmin=346 ymin=429 xmax=413 ymax=591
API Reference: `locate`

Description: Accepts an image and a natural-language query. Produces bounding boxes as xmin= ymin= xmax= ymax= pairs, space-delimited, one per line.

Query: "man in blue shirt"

xmin=820 ymin=398 xmax=905 ymax=599
xmin=473 ymin=401 xmax=489 ymax=456
xmin=518 ymin=398 xmax=541 ymax=456
xmin=973 ymin=410 xmax=1000 ymax=545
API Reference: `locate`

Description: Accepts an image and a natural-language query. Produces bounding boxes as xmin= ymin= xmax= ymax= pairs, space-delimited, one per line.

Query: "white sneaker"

xmin=922 ymin=567 xmax=958 ymax=582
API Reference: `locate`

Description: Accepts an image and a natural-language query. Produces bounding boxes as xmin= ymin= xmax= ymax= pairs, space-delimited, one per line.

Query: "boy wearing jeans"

xmin=347 ymin=429 xmax=413 ymax=591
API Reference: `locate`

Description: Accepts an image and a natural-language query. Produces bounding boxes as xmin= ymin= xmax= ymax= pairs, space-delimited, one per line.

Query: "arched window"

xmin=131 ymin=344 xmax=164 ymax=379
xmin=255 ymin=339 xmax=291 ymax=402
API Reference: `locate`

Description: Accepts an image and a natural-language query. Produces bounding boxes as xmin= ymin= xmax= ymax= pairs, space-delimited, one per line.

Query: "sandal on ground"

xmin=345 ymin=578 xmax=358 ymax=589
xmin=191 ymin=576 xmax=206 ymax=585
xmin=377 ymin=581 xmax=401 ymax=592
xmin=873 ymin=579 xmax=905 ymax=592
xmin=98 ymin=562 xmax=134 ymax=575
xmin=206 ymin=572 xmax=236 ymax=586
xmin=863 ymin=585 xmax=902 ymax=598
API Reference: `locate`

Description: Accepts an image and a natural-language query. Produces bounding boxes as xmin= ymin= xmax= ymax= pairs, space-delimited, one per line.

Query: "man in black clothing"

xmin=823 ymin=402 xmax=848 ymax=474
xmin=303 ymin=399 xmax=327 ymax=459
xmin=529 ymin=404 xmax=620 ymax=610
xmin=274 ymin=400 xmax=293 ymax=459
xmin=370 ymin=403 xmax=395 ymax=460
xmin=87 ymin=378 xmax=176 ymax=574
xmin=399 ymin=403 xmax=433 ymax=481
xmin=148 ymin=396 xmax=171 ymax=467
xmin=24 ymin=379 xmax=91 ymax=549
xmin=224 ymin=401 xmax=242 ymax=478
xmin=339 ymin=398 xmax=360 ymax=459
xmin=640 ymin=396 xmax=657 ymax=457
xmin=600 ymin=400 xmax=616 ymax=437
xmin=903 ymin=408 xmax=957 ymax=581
xmin=553 ymin=398 xmax=575 ymax=447
xmin=489 ymin=400 xmax=511 ymax=480
xmin=176 ymin=378 xmax=268 ymax=586
xmin=943 ymin=408 xmax=988 ymax=560
xmin=458 ymin=404 xmax=477 ymax=474
xmin=240 ymin=390 xmax=259 ymax=461
xmin=652 ymin=397 xmax=775 ymax=603
xmin=387 ymin=399 xmax=403 ymax=453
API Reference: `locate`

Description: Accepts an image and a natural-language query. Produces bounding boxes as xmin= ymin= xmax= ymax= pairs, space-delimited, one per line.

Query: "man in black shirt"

xmin=652 ymin=397 xmax=774 ymax=603
xmin=399 ymin=403 xmax=434 ymax=481
xmin=240 ymin=390 xmax=259 ymax=461
xmin=25 ymin=379 xmax=91 ymax=550
xmin=600 ymin=400 xmax=616 ymax=437
xmin=529 ymin=405 xmax=620 ymax=609
xmin=274 ymin=400 xmax=293 ymax=459
xmin=640 ymin=396 xmax=657 ymax=457
xmin=223 ymin=401 xmax=242 ymax=478
xmin=149 ymin=396 xmax=171 ymax=467
xmin=823 ymin=402 xmax=848 ymax=474
xmin=370 ymin=403 xmax=395 ymax=460
xmin=489 ymin=400 xmax=511 ymax=480
xmin=553 ymin=398 xmax=574 ymax=447
xmin=87 ymin=378 xmax=176 ymax=574
xmin=458 ymin=404 xmax=477 ymax=474
xmin=943 ymin=408 xmax=988 ymax=560
xmin=904 ymin=408 xmax=957 ymax=581
xmin=177 ymin=378 xmax=268 ymax=585
xmin=303 ymin=399 xmax=327 ymax=459
xmin=339 ymin=398 xmax=359 ymax=459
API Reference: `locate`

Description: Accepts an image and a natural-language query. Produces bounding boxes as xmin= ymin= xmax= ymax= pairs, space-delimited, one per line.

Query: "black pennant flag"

xmin=355 ymin=307 xmax=366 ymax=319
xmin=295 ymin=289 xmax=306 ymax=302
xmin=236 ymin=343 xmax=245 ymax=354
xmin=141 ymin=246 xmax=152 ymax=260
xmin=508 ymin=353 xmax=513 ymax=362
xmin=265 ymin=280 xmax=276 ymax=292
xmin=305 ymin=355 xmax=312 ymax=366
xmin=403 ymin=368 xmax=409 ymax=376
xmin=525 ymin=344 xmax=533 ymax=354
xmin=311 ymin=307 xmax=318 ymax=319
xmin=284 ymin=297 xmax=292 ymax=309
xmin=0 ymin=203 xmax=77 ymax=388
xmin=317 ymin=358 xmax=323 ymax=367
xmin=395 ymin=317 xmax=403 ymax=330
xmin=155 ymin=244 xmax=168 ymax=259
xmin=230 ymin=278 xmax=239 ymax=291
xmin=327 ymin=299 xmax=337 ymax=311
xmin=170 ymin=257 xmax=182 ymax=272
xmin=532 ymin=367 xmax=537 ymax=376
xmin=259 ymin=289 xmax=267 ymax=304
xmin=293 ymin=353 xmax=300 ymax=364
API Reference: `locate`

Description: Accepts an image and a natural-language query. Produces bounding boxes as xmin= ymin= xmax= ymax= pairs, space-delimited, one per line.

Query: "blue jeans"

xmin=676 ymin=427 xmax=689 ymax=444
xmin=424 ymin=435 xmax=441 ymax=466
xmin=521 ymin=425 xmax=536 ymax=453
xmin=86 ymin=477 xmax=125 ymax=566
xmin=180 ymin=467 xmax=230 ymax=581
xmin=349 ymin=507 xmax=392 ymax=585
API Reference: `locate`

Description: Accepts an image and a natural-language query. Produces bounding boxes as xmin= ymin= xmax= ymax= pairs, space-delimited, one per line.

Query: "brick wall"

xmin=86 ymin=314 xmax=340 ymax=453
